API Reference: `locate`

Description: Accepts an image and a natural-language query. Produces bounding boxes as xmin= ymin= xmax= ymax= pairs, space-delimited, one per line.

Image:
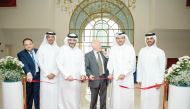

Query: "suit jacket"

xmin=85 ymin=50 xmax=109 ymax=88
xmin=17 ymin=48 xmax=40 ymax=79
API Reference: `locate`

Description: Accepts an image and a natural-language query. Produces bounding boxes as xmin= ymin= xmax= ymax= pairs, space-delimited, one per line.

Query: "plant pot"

xmin=2 ymin=81 xmax=23 ymax=109
xmin=168 ymin=85 xmax=190 ymax=109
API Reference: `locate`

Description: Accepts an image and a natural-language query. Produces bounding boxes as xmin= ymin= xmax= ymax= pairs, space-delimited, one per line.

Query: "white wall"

xmin=153 ymin=29 xmax=190 ymax=58
xmin=0 ymin=19 xmax=6 ymax=58
xmin=148 ymin=0 xmax=190 ymax=58
xmin=153 ymin=0 xmax=190 ymax=30
xmin=0 ymin=29 xmax=5 ymax=58
xmin=0 ymin=29 xmax=4 ymax=40
xmin=0 ymin=0 xmax=55 ymax=56
xmin=0 ymin=18 xmax=4 ymax=41
xmin=133 ymin=0 xmax=151 ymax=52
xmin=0 ymin=29 xmax=4 ymax=42
xmin=2 ymin=28 xmax=51 ymax=56
xmin=0 ymin=0 xmax=54 ymax=29
xmin=53 ymin=6 xmax=71 ymax=46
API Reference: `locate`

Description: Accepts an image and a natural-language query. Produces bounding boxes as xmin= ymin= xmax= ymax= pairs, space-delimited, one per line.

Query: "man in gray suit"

xmin=85 ymin=40 xmax=109 ymax=109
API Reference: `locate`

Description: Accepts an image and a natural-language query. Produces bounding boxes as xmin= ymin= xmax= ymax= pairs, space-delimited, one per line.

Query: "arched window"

xmin=69 ymin=0 xmax=134 ymax=54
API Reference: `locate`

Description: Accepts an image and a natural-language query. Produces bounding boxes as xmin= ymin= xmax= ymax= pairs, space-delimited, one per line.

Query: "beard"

xmin=147 ymin=41 xmax=154 ymax=46
xmin=69 ymin=43 xmax=76 ymax=48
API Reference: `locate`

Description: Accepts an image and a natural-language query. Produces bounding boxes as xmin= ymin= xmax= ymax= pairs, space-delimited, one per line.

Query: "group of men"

xmin=17 ymin=31 xmax=166 ymax=109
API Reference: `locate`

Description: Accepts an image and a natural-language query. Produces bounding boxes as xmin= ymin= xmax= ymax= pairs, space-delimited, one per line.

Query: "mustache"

xmin=48 ymin=39 xmax=54 ymax=41
xmin=147 ymin=41 xmax=152 ymax=43
xmin=69 ymin=43 xmax=76 ymax=44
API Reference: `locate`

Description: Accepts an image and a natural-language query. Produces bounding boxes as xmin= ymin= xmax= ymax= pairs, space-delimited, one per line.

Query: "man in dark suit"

xmin=17 ymin=38 xmax=40 ymax=109
xmin=85 ymin=40 xmax=109 ymax=109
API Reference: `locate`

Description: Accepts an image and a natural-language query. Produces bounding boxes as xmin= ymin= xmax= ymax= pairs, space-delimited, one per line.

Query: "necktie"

xmin=30 ymin=52 xmax=37 ymax=75
xmin=30 ymin=52 xmax=35 ymax=63
xmin=97 ymin=52 xmax=103 ymax=75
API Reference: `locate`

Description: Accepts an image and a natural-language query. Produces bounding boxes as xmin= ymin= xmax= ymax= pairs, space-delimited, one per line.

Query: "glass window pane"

xmin=81 ymin=17 xmax=122 ymax=53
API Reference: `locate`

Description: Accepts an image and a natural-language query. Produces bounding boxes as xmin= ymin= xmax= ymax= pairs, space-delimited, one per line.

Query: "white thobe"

xmin=137 ymin=46 xmax=166 ymax=109
xmin=37 ymin=45 xmax=60 ymax=109
xmin=56 ymin=45 xmax=86 ymax=109
xmin=107 ymin=45 xmax=136 ymax=109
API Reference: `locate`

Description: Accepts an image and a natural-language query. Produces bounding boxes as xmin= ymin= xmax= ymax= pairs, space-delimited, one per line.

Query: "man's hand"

xmin=27 ymin=73 xmax=33 ymax=82
xmin=108 ymin=74 xmax=113 ymax=80
xmin=89 ymin=75 xmax=95 ymax=80
xmin=47 ymin=73 xmax=56 ymax=80
xmin=80 ymin=75 xmax=86 ymax=81
xmin=80 ymin=75 xmax=88 ymax=82
xmin=118 ymin=74 xmax=125 ymax=80
xmin=137 ymin=82 xmax=141 ymax=88
xmin=66 ymin=75 xmax=74 ymax=81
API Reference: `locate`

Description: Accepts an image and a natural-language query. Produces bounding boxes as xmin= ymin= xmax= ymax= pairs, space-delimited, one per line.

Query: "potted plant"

xmin=165 ymin=56 xmax=190 ymax=109
xmin=0 ymin=56 xmax=25 ymax=109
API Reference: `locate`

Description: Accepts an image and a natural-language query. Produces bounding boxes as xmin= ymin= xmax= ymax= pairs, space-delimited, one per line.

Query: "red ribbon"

xmin=28 ymin=77 xmax=109 ymax=84
xmin=119 ymin=83 xmax=164 ymax=90
xmin=28 ymin=80 xmax=54 ymax=84
xmin=28 ymin=79 xmax=164 ymax=90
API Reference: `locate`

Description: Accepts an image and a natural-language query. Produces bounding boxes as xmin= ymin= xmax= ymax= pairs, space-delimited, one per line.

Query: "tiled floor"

xmin=0 ymin=82 xmax=164 ymax=109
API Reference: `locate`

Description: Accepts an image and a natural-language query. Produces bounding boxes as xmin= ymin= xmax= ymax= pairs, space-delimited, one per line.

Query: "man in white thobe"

xmin=56 ymin=33 xmax=86 ymax=109
xmin=137 ymin=33 xmax=166 ymax=109
xmin=37 ymin=32 xmax=60 ymax=109
xmin=107 ymin=32 xmax=136 ymax=109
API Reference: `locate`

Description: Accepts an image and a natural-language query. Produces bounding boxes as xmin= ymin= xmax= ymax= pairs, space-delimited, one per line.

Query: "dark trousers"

xmin=26 ymin=73 xmax=40 ymax=109
xmin=90 ymin=80 xmax=107 ymax=109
